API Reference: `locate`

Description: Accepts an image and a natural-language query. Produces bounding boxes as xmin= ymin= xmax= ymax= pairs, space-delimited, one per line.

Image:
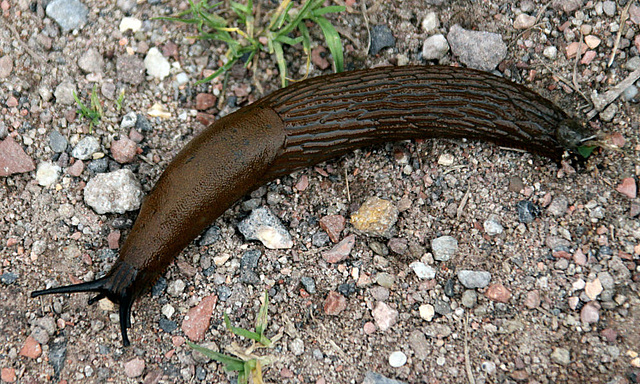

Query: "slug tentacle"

xmin=31 ymin=261 xmax=139 ymax=346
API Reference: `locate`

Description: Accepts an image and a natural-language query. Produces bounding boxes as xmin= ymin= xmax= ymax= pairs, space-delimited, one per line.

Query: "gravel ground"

xmin=1 ymin=0 xmax=640 ymax=383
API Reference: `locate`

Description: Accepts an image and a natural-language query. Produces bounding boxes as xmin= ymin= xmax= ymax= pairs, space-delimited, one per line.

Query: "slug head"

xmin=31 ymin=261 xmax=139 ymax=346
xmin=556 ymin=119 xmax=595 ymax=151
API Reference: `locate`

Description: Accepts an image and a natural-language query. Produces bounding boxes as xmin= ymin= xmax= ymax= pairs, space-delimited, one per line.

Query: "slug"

xmin=31 ymin=65 xmax=591 ymax=346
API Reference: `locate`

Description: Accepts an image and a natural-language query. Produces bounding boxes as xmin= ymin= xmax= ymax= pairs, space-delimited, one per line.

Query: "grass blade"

xmin=312 ymin=15 xmax=343 ymax=72
xmin=312 ymin=5 xmax=346 ymax=16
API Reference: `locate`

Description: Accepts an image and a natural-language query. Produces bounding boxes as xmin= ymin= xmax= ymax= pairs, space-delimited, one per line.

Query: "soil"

xmin=1 ymin=0 xmax=639 ymax=383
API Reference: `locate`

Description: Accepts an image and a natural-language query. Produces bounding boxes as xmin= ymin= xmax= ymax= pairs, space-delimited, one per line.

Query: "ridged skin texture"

xmin=31 ymin=65 xmax=587 ymax=346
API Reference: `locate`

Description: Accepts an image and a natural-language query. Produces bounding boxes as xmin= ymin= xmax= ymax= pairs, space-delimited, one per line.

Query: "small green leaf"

xmin=312 ymin=5 xmax=346 ymax=16
xmin=312 ymin=15 xmax=343 ymax=72
xmin=186 ymin=341 xmax=246 ymax=372
xmin=272 ymin=40 xmax=287 ymax=87
xmin=577 ymin=145 xmax=597 ymax=158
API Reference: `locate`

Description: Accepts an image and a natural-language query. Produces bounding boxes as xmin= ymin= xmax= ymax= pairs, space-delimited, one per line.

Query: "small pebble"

xmin=181 ymin=295 xmax=217 ymax=342
xmin=581 ymin=301 xmax=600 ymax=324
xmin=238 ymin=207 xmax=293 ymax=249
xmin=369 ymin=25 xmax=396 ymax=55
xmin=111 ymin=137 xmax=137 ymax=163
xmin=419 ymin=304 xmax=435 ymax=321
xmin=0 ymin=272 xmax=18 ymax=285
xmin=351 ymin=197 xmax=399 ymax=237
xmin=409 ymin=261 xmax=435 ymax=279
xmin=300 ymin=276 xmax=316 ymax=294
xmin=322 ymin=234 xmax=355 ymax=263
xmin=517 ymin=200 xmax=539 ymax=223
xmin=324 ymin=291 xmax=347 ymax=315
xmin=121 ymin=112 xmax=137 ymax=129
xmin=239 ymin=249 xmax=261 ymax=285
xmin=513 ymin=14 xmax=536 ymax=29
xmin=389 ymin=351 xmax=407 ymax=367
xmin=167 ymin=280 xmax=186 ymax=297
xmin=124 ymin=357 xmax=145 ymax=378
xmin=616 ymin=177 xmax=637 ymax=199
xmin=372 ymin=301 xmax=398 ymax=331
xmin=46 ymin=0 xmax=88 ymax=31
xmin=71 ymin=136 xmax=100 ymax=160
xmin=550 ymin=347 xmax=571 ymax=365
xmin=290 ymin=338 xmax=304 ymax=356
xmin=457 ymin=270 xmax=491 ymax=288
xmin=36 ymin=162 xmax=61 ymax=187
xmin=422 ymin=34 xmax=449 ymax=61
xmin=447 ymin=24 xmax=507 ymax=71
xmin=431 ymin=236 xmax=458 ymax=261
xmin=319 ymin=215 xmax=346 ymax=243
xmin=461 ymin=290 xmax=477 ymax=308
xmin=421 ymin=12 xmax=439 ymax=32
xmin=84 ymin=169 xmax=143 ymax=214
xmin=78 ymin=48 xmax=104 ymax=73
xmin=119 ymin=16 xmax=142 ymax=33
xmin=54 ymin=81 xmax=76 ymax=105
xmin=485 ymin=283 xmax=511 ymax=303
xmin=483 ymin=215 xmax=503 ymax=235
xmin=144 ymin=47 xmax=171 ymax=80
xmin=49 ymin=131 xmax=69 ymax=153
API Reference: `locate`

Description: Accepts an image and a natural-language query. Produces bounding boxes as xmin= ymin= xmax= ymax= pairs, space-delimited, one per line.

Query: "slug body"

xmin=31 ymin=65 xmax=589 ymax=345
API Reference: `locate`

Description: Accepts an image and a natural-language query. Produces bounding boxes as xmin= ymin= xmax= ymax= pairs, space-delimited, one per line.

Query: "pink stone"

xmin=616 ymin=177 xmax=636 ymax=199
xmin=485 ymin=283 xmax=512 ymax=303
xmin=323 ymin=291 xmax=346 ymax=315
xmin=107 ymin=230 xmax=121 ymax=249
xmin=19 ymin=336 xmax=42 ymax=359
xmin=311 ymin=46 xmax=330 ymax=70
xmin=123 ymin=357 xmax=145 ymax=378
xmin=363 ymin=321 xmax=377 ymax=334
xmin=67 ymin=159 xmax=84 ymax=177
xmin=181 ymin=295 xmax=217 ymax=341
xmin=1 ymin=368 xmax=16 ymax=383
xmin=319 ymin=215 xmax=346 ymax=243
xmin=372 ymin=301 xmax=398 ymax=331
xmin=0 ymin=136 xmax=35 ymax=176
xmin=111 ymin=137 xmax=137 ymax=164
xmin=195 ymin=93 xmax=217 ymax=110
xmin=580 ymin=301 xmax=600 ymax=324
xmin=322 ymin=234 xmax=355 ymax=263
xmin=524 ymin=290 xmax=540 ymax=309
xmin=294 ymin=174 xmax=309 ymax=191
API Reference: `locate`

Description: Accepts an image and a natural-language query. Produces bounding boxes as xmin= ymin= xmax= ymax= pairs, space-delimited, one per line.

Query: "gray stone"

xmin=550 ymin=347 xmax=571 ymax=365
xmin=0 ymin=55 xmax=13 ymax=78
xmin=547 ymin=195 xmax=569 ymax=216
xmin=46 ymin=0 xmax=89 ymax=31
xmin=237 ymin=207 xmax=293 ymax=249
xmin=431 ymin=236 xmax=458 ymax=261
xmin=363 ymin=371 xmax=407 ymax=384
xmin=409 ymin=261 xmax=436 ymax=279
xmin=447 ymin=24 xmax=507 ymax=71
xmin=49 ymin=131 xmax=68 ymax=153
xmin=461 ymin=290 xmax=477 ymax=308
xmin=117 ymin=55 xmax=146 ymax=85
xmin=71 ymin=136 xmax=100 ymax=160
xmin=483 ymin=215 xmax=503 ymax=236
xmin=84 ymin=169 xmax=143 ymax=214
xmin=457 ymin=270 xmax=491 ymax=288
xmin=78 ymin=48 xmax=104 ymax=73
xmin=422 ymin=34 xmax=449 ymax=61
xmin=369 ymin=25 xmax=396 ymax=56
xmin=54 ymin=81 xmax=77 ymax=105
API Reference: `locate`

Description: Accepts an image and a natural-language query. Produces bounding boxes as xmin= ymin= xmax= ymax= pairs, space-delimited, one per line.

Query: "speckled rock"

xmin=84 ymin=169 xmax=143 ymax=214
xmin=117 ymin=54 xmax=146 ymax=85
xmin=447 ymin=24 xmax=507 ymax=71
xmin=110 ymin=137 xmax=137 ymax=163
xmin=181 ymin=295 xmax=217 ymax=342
xmin=0 ymin=137 xmax=35 ymax=176
xmin=78 ymin=48 xmax=104 ymax=73
xmin=372 ymin=301 xmax=398 ymax=331
xmin=369 ymin=25 xmax=396 ymax=55
xmin=351 ymin=197 xmax=399 ymax=237
xmin=46 ymin=0 xmax=89 ymax=31
xmin=431 ymin=236 xmax=458 ymax=261
xmin=457 ymin=270 xmax=491 ymax=288
xmin=54 ymin=81 xmax=76 ymax=105
xmin=71 ymin=136 xmax=100 ymax=160
xmin=237 ymin=207 xmax=293 ymax=249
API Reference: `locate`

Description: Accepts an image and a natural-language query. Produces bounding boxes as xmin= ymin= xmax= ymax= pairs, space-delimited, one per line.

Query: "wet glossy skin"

xmin=31 ymin=65 xmax=590 ymax=346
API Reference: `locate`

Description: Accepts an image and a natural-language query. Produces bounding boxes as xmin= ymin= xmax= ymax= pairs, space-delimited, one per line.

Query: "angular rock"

xmin=322 ymin=234 xmax=355 ymax=263
xmin=351 ymin=197 xmax=399 ymax=237
xmin=84 ymin=169 xmax=143 ymax=214
xmin=237 ymin=207 xmax=293 ymax=249
xmin=181 ymin=295 xmax=217 ymax=342
xmin=0 ymin=137 xmax=35 ymax=176
xmin=447 ymin=24 xmax=507 ymax=71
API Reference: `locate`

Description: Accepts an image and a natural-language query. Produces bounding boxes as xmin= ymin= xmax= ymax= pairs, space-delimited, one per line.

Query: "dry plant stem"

xmin=456 ymin=180 xmax=471 ymax=219
xmin=587 ymin=68 xmax=640 ymax=119
xmin=608 ymin=1 xmax=632 ymax=68
xmin=361 ymin=1 xmax=371 ymax=55
xmin=3 ymin=15 xmax=46 ymax=64
xmin=536 ymin=55 xmax=591 ymax=106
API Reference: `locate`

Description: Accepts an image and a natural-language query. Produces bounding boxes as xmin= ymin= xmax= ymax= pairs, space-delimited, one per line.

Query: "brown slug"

xmin=31 ymin=65 xmax=591 ymax=346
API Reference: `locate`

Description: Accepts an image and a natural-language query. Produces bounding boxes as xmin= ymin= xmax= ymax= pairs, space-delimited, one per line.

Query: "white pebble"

xmin=437 ymin=153 xmax=454 ymax=166
xmin=410 ymin=261 xmax=436 ymax=279
xmin=419 ymin=304 xmax=435 ymax=321
xmin=421 ymin=12 xmax=439 ymax=33
xmin=543 ymin=46 xmax=558 ymax=60
xmin=36 ymin=162 xmax=61 ymax=187
xmin=119 ymin=17 xmax=142 ymax=33
xmin=389 ymin=351 xmax=407 ymax=367
xmin=144 ymin=47 xmax=171 ymax=80
xmin=162 ymin=304 xmax=175 ymax=319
